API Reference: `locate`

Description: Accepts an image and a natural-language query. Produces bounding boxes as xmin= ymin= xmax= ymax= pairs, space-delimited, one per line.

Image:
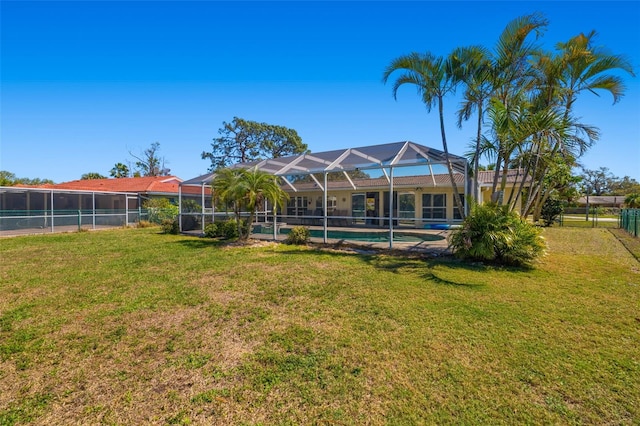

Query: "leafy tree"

xmin=624 ymin=193 xmax=640 ymax=208
xmin=143 ymin=197 xmax=179 ymax=223
xmin=130 ymin=142 xmax=170 ymax=177
xmin=580 ymin=167 xmax=613 ymax=196
xmin=110 ymin=162 xmax=130 ymax=178
xmin=540 ymin=196 xmax=564 ymax=226
xmin=0 ymin=170 xmax=18 ymax=186
xmin=608 ymin=175 xmax=640 ymax=195
xmin=213 ymin=167 xmax=289 ymax=240
xmin=81 ymin=172 xmax=107 ymax=180
xmin=1 ymin=170 xmax=54 ymax=186
xmin=202 ymin=117 xmax=308 ymax=171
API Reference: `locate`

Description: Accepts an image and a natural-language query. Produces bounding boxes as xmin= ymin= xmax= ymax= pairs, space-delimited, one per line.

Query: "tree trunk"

xmin=472 ymin=103 xmax=483 ymax=203
xmin=438 ymin=96 xmax=465 ymax=220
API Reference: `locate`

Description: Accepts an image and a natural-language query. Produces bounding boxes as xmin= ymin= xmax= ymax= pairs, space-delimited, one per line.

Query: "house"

xmin=181 ymin=141 xmax=530 ymax=230
xmin=575 ymin=195 xmax=625 ymax=210
xmin=41 ymin=176 xmax=210 ymax=210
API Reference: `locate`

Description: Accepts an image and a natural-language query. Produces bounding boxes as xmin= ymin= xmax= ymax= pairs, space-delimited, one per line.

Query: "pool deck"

xmin=249 ymin=225 xmax=452 ymax=255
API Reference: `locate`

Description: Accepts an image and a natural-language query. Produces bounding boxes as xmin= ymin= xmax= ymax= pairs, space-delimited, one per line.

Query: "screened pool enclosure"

xmin=0 ymin=187 xmax=143 ymax=236
xmin=180 ymin=141 xmax=470 ymax=248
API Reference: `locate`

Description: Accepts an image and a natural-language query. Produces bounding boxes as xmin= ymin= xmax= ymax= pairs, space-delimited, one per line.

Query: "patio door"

xmin=351 ymin=193 xmax=366 ymax=224
xmin=398 ymin=192 xmax=415 ymax=227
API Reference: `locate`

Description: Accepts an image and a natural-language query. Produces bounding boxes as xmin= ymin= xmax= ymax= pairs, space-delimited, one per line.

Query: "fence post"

xmin=78 ymin=210 xmax=82 ymax=231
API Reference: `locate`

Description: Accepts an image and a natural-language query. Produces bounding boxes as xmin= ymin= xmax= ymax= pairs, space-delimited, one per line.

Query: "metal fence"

xmin=558 ymin=211 xmax=620 ymax=229
xmin=620 ymin=209 xmax=639 ymax=237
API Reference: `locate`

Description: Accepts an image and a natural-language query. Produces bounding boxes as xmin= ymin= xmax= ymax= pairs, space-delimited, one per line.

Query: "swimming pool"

xmin=255 ymin=226 xmax=445 ymax=243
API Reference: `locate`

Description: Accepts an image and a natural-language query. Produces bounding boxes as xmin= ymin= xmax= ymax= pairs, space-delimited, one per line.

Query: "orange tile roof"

xmin=46 ymin=176 xmax=208 ymax=195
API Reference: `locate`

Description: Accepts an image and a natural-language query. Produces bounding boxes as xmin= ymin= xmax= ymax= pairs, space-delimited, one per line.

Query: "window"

xmin=422 ymin=194 xmax=446 ymax=220
xmin=315 ymin=196 xmax=337 ymax=212
xmin=453 ymin=194 xmax=465 ymax=220
xmin=286 ymin=196 xmax=308 ymax=216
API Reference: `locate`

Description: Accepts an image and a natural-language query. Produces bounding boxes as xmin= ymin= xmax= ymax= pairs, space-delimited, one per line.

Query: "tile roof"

xmin=289 ymin=174 xmax=466 ymax=191
xmin=477 ymin=169 xmax=529 ymax=185
xmin=44 ymin=176 xmax=208 ymax=195
xmin=576 ymin=195 xmax=625 ymax=205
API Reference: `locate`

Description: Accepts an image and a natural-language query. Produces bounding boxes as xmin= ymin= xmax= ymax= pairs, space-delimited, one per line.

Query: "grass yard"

xmin=1 ymin=227 xmax=639 ymax=425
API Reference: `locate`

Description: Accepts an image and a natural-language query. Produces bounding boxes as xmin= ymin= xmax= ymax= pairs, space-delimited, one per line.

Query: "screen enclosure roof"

xmin=181 ymin=141 xmax=467 ymax=188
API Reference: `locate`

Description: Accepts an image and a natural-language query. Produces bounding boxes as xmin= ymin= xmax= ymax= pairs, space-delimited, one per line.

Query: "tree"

xmin=81 ymin=172 xmax=106 ymax=180
xmin=382 ymin=52 xmax=465 ymax=219
xmin=213 ymin=167 xmax=289 ymax=240
xmin=625 ymin=193 xmax=640 ymax=208
xmin=1 ymin=170 xmax=54 ymax=186
xmin=110 ymin=163 xmax=130 ymax=178
xmin=608 ymin=176 xmax=640 ymax=195
xmin=130 ymin=142 xmax=170 ymax=177
xmin=580 ymin=167 xmax=613 ymax=196
xmin=202 ymin=117 xmax=308 ymax=171
xmin=450 ymin=45 xmax=493 ymax=202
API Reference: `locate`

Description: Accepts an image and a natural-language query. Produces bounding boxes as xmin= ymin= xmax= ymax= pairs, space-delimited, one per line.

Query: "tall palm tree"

xmin=522 ymin=31 xmax=634 ymax=220
xmin=450 ymin=45 xmax=493 ymax=202
xmin=382 ymin=52 xmax=465 ymax=219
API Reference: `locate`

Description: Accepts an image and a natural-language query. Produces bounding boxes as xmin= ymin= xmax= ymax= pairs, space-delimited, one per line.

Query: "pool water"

xmin=256 ymin=226 xmax=444 ymax=243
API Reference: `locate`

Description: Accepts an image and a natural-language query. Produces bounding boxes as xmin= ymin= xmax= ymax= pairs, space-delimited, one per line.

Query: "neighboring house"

xmin=3 ymin=176 xmax=210 ymax=212
xmin=575 ymin=195 xmax=625 ymax=209
xmin=46 ymin=176 xmax=210 ymax=207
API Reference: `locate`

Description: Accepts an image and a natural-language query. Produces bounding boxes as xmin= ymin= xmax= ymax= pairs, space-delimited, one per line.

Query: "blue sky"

xmin=1 ymin=1 xmax=639 ymax=183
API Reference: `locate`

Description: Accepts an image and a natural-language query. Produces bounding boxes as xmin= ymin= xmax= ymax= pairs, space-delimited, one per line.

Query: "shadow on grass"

xmin=171 ymin=237 xmax=226 ymax=250
xmin=170 ymin=235 xmax=533 ymax=288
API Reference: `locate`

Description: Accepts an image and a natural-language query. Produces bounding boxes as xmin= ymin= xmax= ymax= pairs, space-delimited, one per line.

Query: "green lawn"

xmin=1 ymin=227 xmax=638 ymax=424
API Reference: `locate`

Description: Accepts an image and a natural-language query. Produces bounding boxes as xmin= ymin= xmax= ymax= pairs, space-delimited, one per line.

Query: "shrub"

xmin=219 ymin=219 xmax=240 ymax=240
xmin=136 ymin=220 xmax=155 ymax=228
xmin=161 ymin=218 xmax=179 ymax=235
xmin=285 ymin=226 xmax=310 ymax=245
xmin=541 ymin=197 xmax=564 ymax=227
xmin=449 ymin=203 xmax=546 ymax=267
xmin=143 ymin=198 xmax=179 ymax=224
xmin=204 ymin=223 xmax=218 ymax=238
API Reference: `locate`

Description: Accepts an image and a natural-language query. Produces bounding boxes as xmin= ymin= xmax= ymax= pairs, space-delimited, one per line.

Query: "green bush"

xmin=143 ymin=198 xmax=179 ymax=224
xmin=284 ymin=226 xmax=310 ymax=245
xmin=541 ymin=197 xmax=564 ymax=226
xmin=449 ymin=203 xmax=546 ymax=267
xmin=161 ymin=218 xmax=179 ymax=235
xmin=220 ymin=219 xmax=240 ymax=240
xmin=204 ymin=222 xmax=218 ymax=238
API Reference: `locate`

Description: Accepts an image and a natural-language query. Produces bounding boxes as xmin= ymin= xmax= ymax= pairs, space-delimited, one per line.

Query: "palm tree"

xmin=239 ymin=166 xmax=289 ymax=239
xmin=522 ymin=31 xmax=634 ymax=220
xmin=625 ymin=193 xmax=640 ymax=209
xmin=213 ymin=167 xmax=289 ymax=240
xmin=450 ymin=45 xmax=493 ymax=203
xmin=382 ymin=52 xmax=465 ymax=219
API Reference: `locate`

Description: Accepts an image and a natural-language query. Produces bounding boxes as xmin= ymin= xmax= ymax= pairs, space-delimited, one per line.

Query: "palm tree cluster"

xmin=383 ymin=13 xmax=634 ymax=222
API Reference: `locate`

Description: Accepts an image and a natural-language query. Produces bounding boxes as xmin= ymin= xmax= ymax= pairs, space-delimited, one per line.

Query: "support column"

xmin=201 ymin=184 xmax=205 ymax=233
xmin=389 ymin=167 xmax=394 ymax=250
xmin=50 ymin=190 xmax=54 ymax=233
xmin=178 ymin=185 xmax=183 ymax=232
xmin=323 ymin=172 xmax=328 ymax=243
